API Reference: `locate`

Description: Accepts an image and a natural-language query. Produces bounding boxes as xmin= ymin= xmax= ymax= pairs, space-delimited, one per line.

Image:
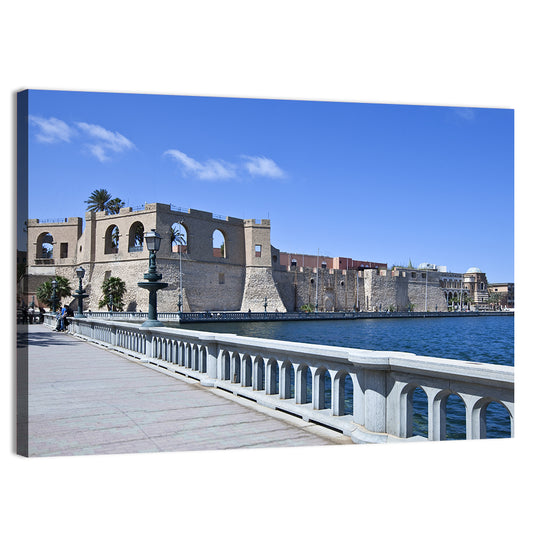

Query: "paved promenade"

xmin=22 ymin=324 xmax=350 ymax=457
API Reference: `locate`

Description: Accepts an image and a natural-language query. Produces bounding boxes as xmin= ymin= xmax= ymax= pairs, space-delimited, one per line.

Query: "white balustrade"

xmin=64 ymin=317 xmax=514 ymax=444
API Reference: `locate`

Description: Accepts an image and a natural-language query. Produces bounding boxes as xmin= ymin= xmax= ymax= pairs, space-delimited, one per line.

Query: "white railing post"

xmin=363 ymin=369 xmax=387 ymax=433
xmin=428 ymin=390 xmax=447 ymax=441
xmin=205 ymin=342 xmax=218 ymax=379
xmin=265 ymin=359 xmax=277 ymax=394
xmin=252 ymin=356 xmax=264 ymax=391
xmin=311 ymin=366 xmax=325 ymax=410
xmin=279 ymin=361 xmax=292 ymax=399
xmin=350 ymin=370 xmax=365 ymax=425
xmin=330 ymin=370 xmax=344 ymax=416
xmin=295 ymin=363 xmax=308 ymax=404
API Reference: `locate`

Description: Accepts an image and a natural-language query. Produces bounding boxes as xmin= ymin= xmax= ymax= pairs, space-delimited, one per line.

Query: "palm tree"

xmin=170 ymin=224 xmax=185 ymax=252
xmin=107 ymin=197 xmax=125 ymax=214
xmin=98 ymin=276 xmax=127 ymax=311
xmin=132 ymin=223 xmax=144 ymax=247
xmin=35 ymin=276 xmax=73 ymax=308
xmin=85 ymin=189 xmax=112 ymax=213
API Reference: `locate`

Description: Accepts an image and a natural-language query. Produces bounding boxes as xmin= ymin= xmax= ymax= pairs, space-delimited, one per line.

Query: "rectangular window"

xmin=219 ymin=273 xmax=225 ymax=284
xmin=60 ymin=242 xmax=68 ymax=258
xmin=255 ymin=245 xmax=262 ymax=257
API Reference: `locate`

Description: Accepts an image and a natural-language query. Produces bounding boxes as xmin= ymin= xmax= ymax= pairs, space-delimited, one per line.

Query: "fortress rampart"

xmin=26 ymin=203 xmax=479 ymax=313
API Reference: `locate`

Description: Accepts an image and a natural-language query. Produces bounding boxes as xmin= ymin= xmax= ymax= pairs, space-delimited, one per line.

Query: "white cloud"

xmin=165 ymin=150 xmax=287 ymax=181
xmin=76 ymin=122 xmax=135 ymax=162
xmin=241 ymin=155 xmax=285 ymax=178
xmin=29 ymin=115 xmax=75 ymax=143
xmin=164 ymin=149 xmax=237 ymax=181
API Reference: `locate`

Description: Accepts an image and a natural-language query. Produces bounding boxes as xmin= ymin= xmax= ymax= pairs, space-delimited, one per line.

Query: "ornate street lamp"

xmin=177 ymin=219 xmax=184 ymax=313
xmin=50 ymin=279 xmax=59 ymax=312
xmin=74 ymin=266 xmax=89 ymax=318
xmin=263 ymin=296 xmax=268 ymax=313
xmin=138 ymin=229 xmax=168 ymax=327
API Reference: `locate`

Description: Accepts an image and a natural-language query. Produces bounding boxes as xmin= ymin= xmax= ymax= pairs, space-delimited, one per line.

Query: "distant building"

xmin=463 ymin=267 xmax=490 ymax=311
xmin=417 ymin=262 xmax=448 ymax=273
xmin=279 ymin=252 xmax=387 ymax=271
xmin=488 ymin=282 xmax=515 ymax=309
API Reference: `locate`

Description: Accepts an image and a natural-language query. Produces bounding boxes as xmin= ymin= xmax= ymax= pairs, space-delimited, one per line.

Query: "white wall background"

xmin=3 ymin=2 xmax=531 ymax=532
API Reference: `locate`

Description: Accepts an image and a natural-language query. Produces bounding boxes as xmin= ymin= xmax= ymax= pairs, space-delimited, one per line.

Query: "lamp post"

xmin=263 ymin=296 xmax=268 ymax=313
xmin=138 ymin=229 xmax=168 ymax=328
xmin=109 ymin=292 xmax=114 ymax=315
xmin=50 ymin=279 xmax=59 ymax=312
xmin=177 ymin=220 xmax=184 ymax=313
xmin=74 ymin=266 xmax=88 ymax=318
xmin=315 ymin=248 xmax=319 ymax=312
xmin=425 ymin=268 xmax=428 ymax=312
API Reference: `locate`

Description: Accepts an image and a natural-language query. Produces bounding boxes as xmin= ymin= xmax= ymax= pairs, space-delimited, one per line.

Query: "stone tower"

xmin=240 ymin=219 xmax=287 ymax=312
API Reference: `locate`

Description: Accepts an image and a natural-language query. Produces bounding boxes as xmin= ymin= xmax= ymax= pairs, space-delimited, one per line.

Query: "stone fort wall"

xmin=27 ymin=203 xmax=287 ymax=313
xmin=273 ymin=267 xmax=448 ymax=312
xmin=26 ymin=203 xmax=448 ymax=313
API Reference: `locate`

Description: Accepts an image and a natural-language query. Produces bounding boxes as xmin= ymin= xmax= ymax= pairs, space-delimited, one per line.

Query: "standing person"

xmin=60 ymin=304 xmax=68 ymax=331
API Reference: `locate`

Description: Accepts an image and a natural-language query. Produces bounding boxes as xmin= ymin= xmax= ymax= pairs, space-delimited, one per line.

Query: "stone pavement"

xmin=21 ymin=324 xmax=351 ymax=457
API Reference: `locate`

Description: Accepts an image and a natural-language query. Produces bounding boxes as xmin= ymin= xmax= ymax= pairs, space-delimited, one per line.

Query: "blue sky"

xmin=25 ymin=89 xmax=514 ymax=282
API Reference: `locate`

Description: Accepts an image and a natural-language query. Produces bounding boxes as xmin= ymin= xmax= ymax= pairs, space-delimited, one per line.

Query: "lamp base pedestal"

xmin=139 ymin=319 xmax=165 ymax=328
xmin=138 ymin=280 xmax=168 ymax=329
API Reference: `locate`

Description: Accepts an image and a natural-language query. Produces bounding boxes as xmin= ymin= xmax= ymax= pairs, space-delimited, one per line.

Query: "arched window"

xmin=37 ymin=232 xmax=54 ymax=259
xmin=104 ymin=225 xmax=120 ymax=254
xmin=128 ymin=222 xmax=144 ymax=252
xmin=171 ymin=222 xmax=188 ymax=254
xmin=213 ymin=229 xmax=226 ymax=258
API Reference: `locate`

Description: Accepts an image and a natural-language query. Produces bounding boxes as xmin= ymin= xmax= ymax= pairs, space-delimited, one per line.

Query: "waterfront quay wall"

xmin=81 ymin=310 xmax=514 ymax=323
xmin=55 ymin=316 xmax=514 ymax=443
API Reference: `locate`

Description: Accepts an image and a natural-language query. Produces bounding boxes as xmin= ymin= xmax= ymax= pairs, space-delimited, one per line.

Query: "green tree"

xmin=85 ymin=189 xmax=112 ymax=213
xmin=300 ymin=303 xmax=314 ymax=313
xmin=488 ymin=292 xmax=503 ymax=310
xmin=170 ymin=225 xmax=185 ymax=247
xmin=17 ymin=261 xmax=27 ymax=285
xmin=85 ymin=190 xmax=126 ymax=215
xmin=35 ymin=276 xmax=72 ymax=308
xmin=107 ymin=197 xmax=125 ymax=214
xmin=98 ymin=276 xmax=127 ymax=311
xmin=132 ymin=223 xmax=144 ymax=247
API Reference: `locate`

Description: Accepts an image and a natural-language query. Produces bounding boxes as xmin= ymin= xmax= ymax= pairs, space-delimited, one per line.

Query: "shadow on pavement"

xmin=17 ymin=330 xmax=76 ymax=348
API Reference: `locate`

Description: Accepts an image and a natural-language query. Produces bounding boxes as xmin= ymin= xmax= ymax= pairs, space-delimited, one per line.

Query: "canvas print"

xmin=16 ymin=90 xmax=514 ymax=457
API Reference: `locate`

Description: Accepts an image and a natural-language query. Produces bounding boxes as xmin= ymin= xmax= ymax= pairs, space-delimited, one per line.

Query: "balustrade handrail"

xmin=54 ymin=315 xmax=514 ymax=443
xmin=68 ymin=316 xmax=513 ymax=382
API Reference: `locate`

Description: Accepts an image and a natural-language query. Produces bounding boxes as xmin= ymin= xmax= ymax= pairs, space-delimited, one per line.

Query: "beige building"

xmin=488 ymin=282 xmax=514 ymax=309
xmin=27 ymin=203 xmax=287 ymax=313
